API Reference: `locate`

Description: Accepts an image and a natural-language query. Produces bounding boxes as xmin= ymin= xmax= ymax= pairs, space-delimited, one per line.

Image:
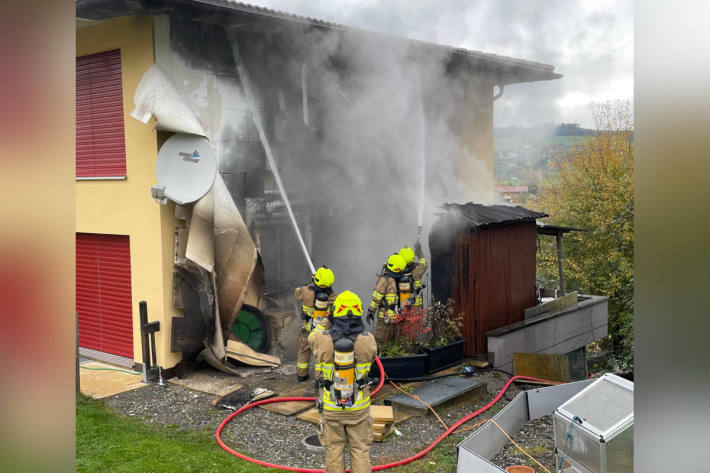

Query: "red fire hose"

xmin=215 ymin=357 xmax=555 ymax=472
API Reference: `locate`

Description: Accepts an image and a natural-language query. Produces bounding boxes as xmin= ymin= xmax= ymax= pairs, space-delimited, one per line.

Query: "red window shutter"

xmin=76 ymin=234 xmax=102 ymax=352
xmin=76 ymin=233 xmax=134 ymax=358
xmin=75 ymin=50 xmax=126 ymax=178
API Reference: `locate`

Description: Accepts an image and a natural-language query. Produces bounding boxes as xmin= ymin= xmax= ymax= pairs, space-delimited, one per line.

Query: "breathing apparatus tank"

xmin=313 ymin=291 xmax=329 ymax=326
xmin=398 ymin=274 xmax=413 ymax=306
xmin=332 ymin=336 xmax=356 ymax=405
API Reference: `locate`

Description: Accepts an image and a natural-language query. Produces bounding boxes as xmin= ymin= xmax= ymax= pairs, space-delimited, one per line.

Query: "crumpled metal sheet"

xmin=212 ymin=175 xmax=263 ymax=337
xmin=131 ymin=63 xmax=263 ymax=374
xmin=181 ymin=174 xmax=263 ymax=371
xmin=130 ymin=63 xmax=208 ymax=137
xmin=185 ymin=185 xmax=215 ymax=273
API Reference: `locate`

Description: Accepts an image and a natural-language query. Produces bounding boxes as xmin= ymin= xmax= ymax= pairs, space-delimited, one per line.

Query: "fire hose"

xmin=215 ymin=357 xmax=556 ymax=472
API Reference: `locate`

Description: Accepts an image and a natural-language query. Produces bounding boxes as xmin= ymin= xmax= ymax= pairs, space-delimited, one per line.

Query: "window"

xmin=76 ymin=49 xmax=127 ymax=178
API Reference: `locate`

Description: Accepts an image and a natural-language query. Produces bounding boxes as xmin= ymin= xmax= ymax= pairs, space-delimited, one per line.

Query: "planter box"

xmin=420 ymin=337 xmax=466 ymax=373
xmin=370 ymin=353 xmax=428 ymax=380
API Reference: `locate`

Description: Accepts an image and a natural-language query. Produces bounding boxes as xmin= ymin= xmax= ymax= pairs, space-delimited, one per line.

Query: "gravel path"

xmin=490 ymin=415 xmax=556 ymax=472
xmin=102 ymin=368 xmax=554 ymax=472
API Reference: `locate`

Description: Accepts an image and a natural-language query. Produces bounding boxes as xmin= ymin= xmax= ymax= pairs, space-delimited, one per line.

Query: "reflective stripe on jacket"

xmin=311 ymin=331 xmax=377 ymax=413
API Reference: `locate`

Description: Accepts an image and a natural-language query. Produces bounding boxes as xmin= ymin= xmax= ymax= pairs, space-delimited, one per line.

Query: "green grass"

xmin=385 ymin=436 xmax=458 ymax=473
xmin=76 ymin=395 xmax=268 ymax=473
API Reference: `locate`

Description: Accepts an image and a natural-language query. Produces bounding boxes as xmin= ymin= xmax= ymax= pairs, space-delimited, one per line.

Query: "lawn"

xmin=76 ymin=395 xmax=268 ymax=473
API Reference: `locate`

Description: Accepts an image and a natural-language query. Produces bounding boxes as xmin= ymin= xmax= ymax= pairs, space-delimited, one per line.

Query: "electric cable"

xmin=215 ymin=357 xmax=559 ymax=472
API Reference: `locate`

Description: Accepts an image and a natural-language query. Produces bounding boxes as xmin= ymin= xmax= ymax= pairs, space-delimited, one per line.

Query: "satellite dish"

xmin=154 ymin=134 xmax=217 ymax=205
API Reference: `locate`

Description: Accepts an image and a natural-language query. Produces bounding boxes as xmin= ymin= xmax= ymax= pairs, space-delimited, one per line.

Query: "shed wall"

xmin=454 ymin=222 xmax=537 ymax=355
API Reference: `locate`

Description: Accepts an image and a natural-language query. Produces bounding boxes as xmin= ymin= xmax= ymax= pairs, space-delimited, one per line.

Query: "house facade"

xmin=75 ymin=1 xmax=561 ymax=372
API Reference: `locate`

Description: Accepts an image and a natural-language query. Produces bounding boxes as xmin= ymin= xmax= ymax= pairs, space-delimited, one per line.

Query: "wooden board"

xmin=226 ymin=338 xmax=280 ymax=367
xmin=373 ymin=422 xmax=387 ymax=432
xmin=513 ymin=352 xmax=571 ymax=383
xmin=295 ymin=405 xmax=397 ymax=425
xmin=168 ymin=371 xmax=243 ymax=397
xmin=370 ymin=405 xmax=394 ymax=423
xmin=374 ymin=423 xmax=396 ymax=442
xmin=260 ymin=400 xmax=313 ymax=416
xmin=79 ymin=362 xmax=144 ymax=399
xmin=296 ymin=408 xmax=321 ymax=425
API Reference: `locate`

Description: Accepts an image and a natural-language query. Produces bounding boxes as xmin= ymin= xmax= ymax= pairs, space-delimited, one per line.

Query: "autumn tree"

xmin=534 ymin=101 xmax=634 ymax=371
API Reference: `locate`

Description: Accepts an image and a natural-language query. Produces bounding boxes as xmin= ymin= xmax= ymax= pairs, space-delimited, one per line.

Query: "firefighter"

xmin=399 ymin=240 xmax=427 ymax=308
xmin=294 ymin=266 xmax=336 ymax=382
xmin=367 ymin=253 xmax=406 ymax=344
xmin=309 ymin=290 xmax=377 ymax=473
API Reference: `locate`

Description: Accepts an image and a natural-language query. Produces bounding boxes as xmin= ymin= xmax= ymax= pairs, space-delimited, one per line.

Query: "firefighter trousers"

xmin=374 ymin=320 xmax=396 ymax=345
xmin=320 ymin=407 xmax=373 ymax=473
xmin=297 ymin=328 xmax=312 ymax=377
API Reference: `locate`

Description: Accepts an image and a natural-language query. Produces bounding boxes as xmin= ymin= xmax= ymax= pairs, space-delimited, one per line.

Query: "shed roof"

xmin=76 ymin=0 xmax=561 ymax=84
xmin=439 ymin=203 xmax=548 ymax=230
xmin=536 ymin=222 xmax=585 ymax=235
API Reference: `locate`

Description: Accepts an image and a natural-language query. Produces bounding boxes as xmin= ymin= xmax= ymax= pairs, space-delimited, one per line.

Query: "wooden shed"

xmin=429 ymin=203 xmax=548 ymax=356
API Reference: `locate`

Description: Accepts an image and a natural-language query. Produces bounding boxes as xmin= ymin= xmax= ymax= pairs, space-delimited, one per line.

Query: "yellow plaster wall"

xmin=76 ymin=16 xmax=182 ymax=368
xmin=454 ymin=79 xmax=495 ymax=199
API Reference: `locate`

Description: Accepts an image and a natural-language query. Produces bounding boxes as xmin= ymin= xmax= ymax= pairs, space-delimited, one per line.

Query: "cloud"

xmin=246 ymin=0 xmax=633 ymax=127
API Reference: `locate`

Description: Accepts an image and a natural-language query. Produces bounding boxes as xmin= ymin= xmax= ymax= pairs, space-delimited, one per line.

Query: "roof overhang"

xmin=76 ymin=0 xmax=561 ymax=85
xmin=536 ymin=222 xmax=585 ymax=236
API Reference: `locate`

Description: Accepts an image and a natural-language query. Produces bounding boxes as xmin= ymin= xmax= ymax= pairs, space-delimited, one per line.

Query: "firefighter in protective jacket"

xmin=308 ymin=290 xmax=377 ymax=473
xmin=367 ymin=254 xmax=406 ymax=344
xmin=399 ymin=241 xmax=427 ymax=307
xmin=294 ymin=266 xmax=337 ymax=382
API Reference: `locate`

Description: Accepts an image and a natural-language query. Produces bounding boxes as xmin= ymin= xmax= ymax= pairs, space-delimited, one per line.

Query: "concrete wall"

xmin=457 ymin=379 xmax=594 ymax=473
xmin=76 ymin=16 xmax=182 ymax=368
xmin=487 ymin=295 xmax=609 ymax=372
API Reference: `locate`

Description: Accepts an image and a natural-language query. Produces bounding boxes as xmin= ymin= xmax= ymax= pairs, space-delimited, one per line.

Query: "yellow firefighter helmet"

xmin=332 ymin=290 xmax=363 ymax=317
xmin=313 ymin=266 xmax=334 ymax=288
xmin=399 ymin=246 xmax=415 ymax=265
xmin=387 ymin=254 xmax=406 ymax=273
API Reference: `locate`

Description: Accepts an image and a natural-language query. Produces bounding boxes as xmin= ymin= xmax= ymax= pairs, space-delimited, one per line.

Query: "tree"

xmin=533 ymin=101 xmax=634 ymax=371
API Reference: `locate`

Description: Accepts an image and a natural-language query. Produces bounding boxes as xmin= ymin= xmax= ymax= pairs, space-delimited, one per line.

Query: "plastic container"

xmin=369 ymin=353 xmax=428 ymax=379
xmin=419 ymin=337 xmax=466 ymax=373
xmin=505 ymin=466 xmax=534 ymax=473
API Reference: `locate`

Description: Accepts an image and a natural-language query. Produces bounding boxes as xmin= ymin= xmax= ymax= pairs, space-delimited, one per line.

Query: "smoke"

xmin=277 ymin=27 xmax=495 ymax=301
xmin=153 ymin=14 xmax=495 ymax=306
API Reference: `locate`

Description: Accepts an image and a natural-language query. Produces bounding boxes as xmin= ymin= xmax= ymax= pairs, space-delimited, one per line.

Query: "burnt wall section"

xmin=156 ymin=10 xmax=500 ymax=303
xmin=429 ymin=214 xmax=469 ymax=303
xmin=159 ymin=14 xmax=322 ymax=290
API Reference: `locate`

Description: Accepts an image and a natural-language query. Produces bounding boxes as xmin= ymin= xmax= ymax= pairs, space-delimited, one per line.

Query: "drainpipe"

xmin=493 ymin=84 xmax=505 ymax=101
xmin=139 ymin=301 xmax=151 ymax=382
xmin=76 ymin=312 xmax=80 ymax=395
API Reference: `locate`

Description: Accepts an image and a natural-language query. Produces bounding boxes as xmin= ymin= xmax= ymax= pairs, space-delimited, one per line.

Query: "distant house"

xmin=496 ymin=185 xmax=529 ymax=203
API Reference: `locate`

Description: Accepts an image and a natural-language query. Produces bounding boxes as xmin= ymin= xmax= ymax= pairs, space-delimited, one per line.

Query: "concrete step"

xmin=385 ymin=376 xmax=487 ymax=418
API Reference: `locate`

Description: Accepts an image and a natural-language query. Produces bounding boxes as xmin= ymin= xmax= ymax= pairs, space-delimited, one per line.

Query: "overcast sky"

xmin=245 ymin=0 xmax=633 ymax=128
